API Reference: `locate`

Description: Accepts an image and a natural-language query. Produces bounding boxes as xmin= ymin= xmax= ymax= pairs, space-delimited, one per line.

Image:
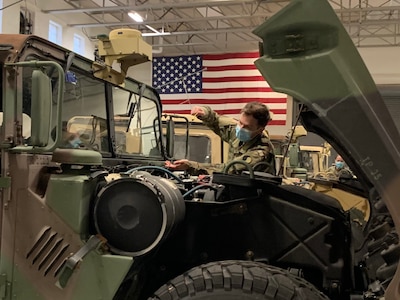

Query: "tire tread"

xmin=149 ymin=260 xmax=329 ymax=300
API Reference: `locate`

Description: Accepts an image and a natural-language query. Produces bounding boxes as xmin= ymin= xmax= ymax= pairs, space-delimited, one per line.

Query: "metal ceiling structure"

xmin=40 ymin=0 xmax=400 ymax=56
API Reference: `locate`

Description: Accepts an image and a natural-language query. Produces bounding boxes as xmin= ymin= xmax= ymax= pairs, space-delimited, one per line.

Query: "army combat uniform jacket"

xmin=186 ymin=106 xmax=275 ymax=175
xmin=326 ymin=166 xmax=354 ymax=179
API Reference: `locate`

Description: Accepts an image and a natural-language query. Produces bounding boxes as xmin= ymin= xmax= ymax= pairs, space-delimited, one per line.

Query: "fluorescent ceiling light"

xmin=142 ymin=25 xmax=171 ymax=36
xmin=128 ymin=11 xmax=144 ymax=23
xmin=145 ymin=25 xmax=159 ymax=34
xmin=142 ymin=32 xmax=171 ymax=37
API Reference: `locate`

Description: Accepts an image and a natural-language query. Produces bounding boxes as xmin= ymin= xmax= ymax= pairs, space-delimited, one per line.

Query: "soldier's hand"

xmin=165 ymin=159 xmax=190 ymax=171
xmin=191 ymin=106 xmax=205 ymax=118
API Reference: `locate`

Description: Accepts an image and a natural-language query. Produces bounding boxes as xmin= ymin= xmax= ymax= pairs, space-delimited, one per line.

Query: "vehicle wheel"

xmin=148 ymin=260 xmax=329 ymax=300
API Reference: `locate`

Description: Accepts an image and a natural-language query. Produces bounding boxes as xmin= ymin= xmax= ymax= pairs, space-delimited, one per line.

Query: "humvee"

xmin=0 ymin=0 xmax=399 ymax=300
xmin=160 ymin=114 xmax=287 ymax=169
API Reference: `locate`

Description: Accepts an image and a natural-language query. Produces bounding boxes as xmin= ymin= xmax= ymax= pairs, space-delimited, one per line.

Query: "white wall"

xmin=1 ymin=0 xmax=19 ymax=35
xmin=359 ymin=48 xmax=400 ymax=85
xmin=0 ymin=0 xmax=96 ymax=59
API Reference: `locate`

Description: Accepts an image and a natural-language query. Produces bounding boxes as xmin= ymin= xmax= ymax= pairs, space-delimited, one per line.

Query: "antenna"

xmin=155 ymin=67 xmax=207 ymax=105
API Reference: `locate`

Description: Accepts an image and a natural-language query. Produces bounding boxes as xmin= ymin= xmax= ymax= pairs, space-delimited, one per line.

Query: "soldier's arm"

xmin=197 ymin=106 xmax=237 ymax=143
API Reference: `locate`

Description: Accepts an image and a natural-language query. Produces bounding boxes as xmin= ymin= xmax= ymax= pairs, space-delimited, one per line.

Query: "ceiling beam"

xmin=69 ymin=14 xmax=267 ymax=28
xmin=42 ymin=0 xmax=259 ymax=14
xmin=72 ymin=16 xmax=400 ymax=31
xmin=141 ymin=26 xmax=257 ymax=37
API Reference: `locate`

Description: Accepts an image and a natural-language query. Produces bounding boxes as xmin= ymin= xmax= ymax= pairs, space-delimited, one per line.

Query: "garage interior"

xmin=16 ymin=0 xmax=400 ymax=56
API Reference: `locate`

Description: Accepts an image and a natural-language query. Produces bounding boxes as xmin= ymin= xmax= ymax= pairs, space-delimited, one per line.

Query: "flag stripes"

xmin=152 ymin=51 xmax=287 ymax=126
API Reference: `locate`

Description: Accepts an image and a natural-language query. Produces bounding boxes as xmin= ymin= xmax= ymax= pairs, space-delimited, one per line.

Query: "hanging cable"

xmin=0 ymin=0 xmax=23 ymax=11
xmin=277 ymin=103 xmax=305 ymax=176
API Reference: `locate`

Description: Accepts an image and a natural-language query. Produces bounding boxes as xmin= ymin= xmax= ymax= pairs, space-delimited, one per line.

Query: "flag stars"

xmin=153 ymin=55 xmax=202 ymax=94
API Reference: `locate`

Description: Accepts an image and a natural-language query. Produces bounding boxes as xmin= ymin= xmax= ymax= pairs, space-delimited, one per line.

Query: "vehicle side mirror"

xmin=31 ymin=69 xmax=51 ymax=147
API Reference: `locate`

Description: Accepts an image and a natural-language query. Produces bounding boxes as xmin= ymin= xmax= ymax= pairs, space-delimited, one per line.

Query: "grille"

xmin=26 ymin=226 xmax=70 ymax=277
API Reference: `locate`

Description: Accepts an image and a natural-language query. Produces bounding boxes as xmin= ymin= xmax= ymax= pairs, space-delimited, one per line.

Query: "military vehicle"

xmin=160 ymin=113 xmax=286 ymax=169
xmin=0 ymin=0 xmax=399 ymax=300
xmin=160 ymin=113 xmax=233 ymax=165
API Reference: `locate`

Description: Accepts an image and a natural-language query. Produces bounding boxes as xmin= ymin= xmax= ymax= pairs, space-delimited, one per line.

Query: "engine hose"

xmin=124 ymin=165 xmax=184 ymax=184
xmin=182 ymin=184 xmax=219 ymax=199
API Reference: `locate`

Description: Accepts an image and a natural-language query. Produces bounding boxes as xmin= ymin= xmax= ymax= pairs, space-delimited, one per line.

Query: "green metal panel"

xmin=69 ymin=253 xmax=133 ymax=300
xmin=0 ymin=177 xmax=11 ymax=188
xmin=254 ymin=0 xmax=377 ymax=102
xmin=4 ymin=252 xmax=133 ymax=299
xmin=46 ymin=174 xmax=97 ymax=235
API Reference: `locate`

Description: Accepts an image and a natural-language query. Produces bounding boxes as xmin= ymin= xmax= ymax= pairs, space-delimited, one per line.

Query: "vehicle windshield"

xmin=168 ymin=134 xmax=212 ymax=163
xmin=18 ymin=54 xmax=163 ymax=158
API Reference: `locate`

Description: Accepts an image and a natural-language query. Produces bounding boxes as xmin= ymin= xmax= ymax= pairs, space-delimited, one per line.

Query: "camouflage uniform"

xmin=326 ymin=165 xmax=354 ymax=179
xmin=186 ymin=106 xmax=275 ymax=175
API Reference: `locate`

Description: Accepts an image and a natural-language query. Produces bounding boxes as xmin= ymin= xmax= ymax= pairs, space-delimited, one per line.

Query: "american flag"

xmin=152 ymin=52 xmax=287 ymax=126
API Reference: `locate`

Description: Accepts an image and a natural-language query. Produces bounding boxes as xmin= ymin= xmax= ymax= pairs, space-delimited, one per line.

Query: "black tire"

xmin=148 ymin=260 xmax=329 ymax=300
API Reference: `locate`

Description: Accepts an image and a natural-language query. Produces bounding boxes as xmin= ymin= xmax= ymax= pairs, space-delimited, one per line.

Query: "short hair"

xmin=241 ymin=102 xmax=271 ymax=127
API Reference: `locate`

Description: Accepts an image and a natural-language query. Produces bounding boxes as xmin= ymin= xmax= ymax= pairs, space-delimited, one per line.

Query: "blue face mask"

xmin=235 ymin=125 xmax=252 ymax=142
xmin=335 ymin=161 xmax=344 ymax=169
xmin=69 ymin=138 xmax=81 ymax=148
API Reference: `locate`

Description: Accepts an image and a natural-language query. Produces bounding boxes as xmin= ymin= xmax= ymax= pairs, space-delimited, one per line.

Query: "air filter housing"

xmin=93 ymin=175 xmax=185 ymax=256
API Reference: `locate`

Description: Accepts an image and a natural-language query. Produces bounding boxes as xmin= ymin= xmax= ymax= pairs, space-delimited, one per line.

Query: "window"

xmin=113 ymin=87 xmax=161 ymax=157
xmin=73 ymin=34 xmax=85 ymax=55
xmin=48 ymin=21 xmax=62 ymax=44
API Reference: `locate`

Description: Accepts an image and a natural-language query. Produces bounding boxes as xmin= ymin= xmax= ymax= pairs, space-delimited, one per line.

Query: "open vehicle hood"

xmin=253 ymin=0 xmax=400 ymax=298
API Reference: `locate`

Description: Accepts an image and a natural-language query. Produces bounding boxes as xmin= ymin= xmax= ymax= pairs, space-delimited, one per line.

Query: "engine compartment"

xmin=75 ymin=163 xmax=397 ymax=300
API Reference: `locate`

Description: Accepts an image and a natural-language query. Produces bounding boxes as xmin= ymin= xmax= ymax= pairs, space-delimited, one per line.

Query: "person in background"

xmin=62 ymin=131 xmax=82 ymax=149
xmin=165 ymin=101 xmax=275 ymax=175
xmin=326 ymin=154 xmax=354 ymax=179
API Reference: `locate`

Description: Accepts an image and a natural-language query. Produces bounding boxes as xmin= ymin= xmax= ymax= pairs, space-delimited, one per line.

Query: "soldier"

xmin=326 ymin=154 xmax=354 ymax=179
xmin=165 ymin=101 xmax=275 ymax=175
